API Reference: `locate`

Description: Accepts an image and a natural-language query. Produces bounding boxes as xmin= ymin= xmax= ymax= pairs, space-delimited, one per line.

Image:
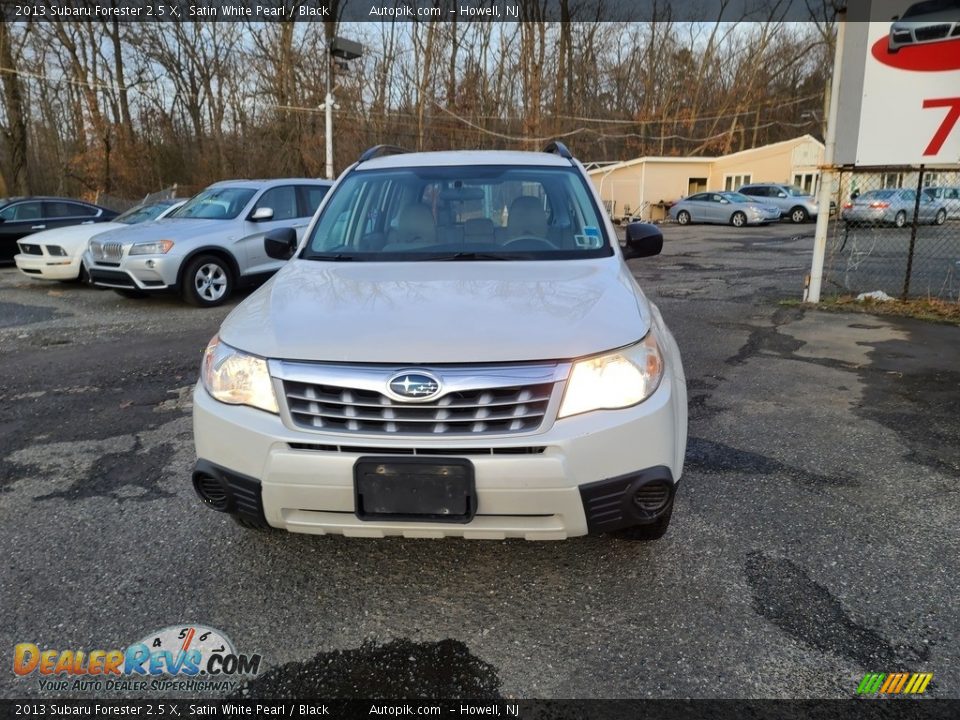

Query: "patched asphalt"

xmin=0 ymin=222 xmax=957 ymax=700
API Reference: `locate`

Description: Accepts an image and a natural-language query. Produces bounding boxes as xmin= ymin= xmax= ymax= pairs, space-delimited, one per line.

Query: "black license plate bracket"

xmin=354 ymin=457 xmax=476 ymax=523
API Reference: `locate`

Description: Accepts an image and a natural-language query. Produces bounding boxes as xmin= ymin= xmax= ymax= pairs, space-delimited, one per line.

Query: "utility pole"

xmin=806 ymin=10 xmax=846 ymax=304
xmin=324 ymin=53 xmax=335 ymax=181
xmin=321 ymin=37 xmax=364 ymax=181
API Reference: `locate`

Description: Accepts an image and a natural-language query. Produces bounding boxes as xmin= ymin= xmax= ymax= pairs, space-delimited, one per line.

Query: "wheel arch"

xmin=176 ymin=246 xmax=241 ymax=289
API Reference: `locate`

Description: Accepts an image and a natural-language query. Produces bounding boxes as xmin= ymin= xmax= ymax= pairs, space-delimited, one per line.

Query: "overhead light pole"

xmin=321 ymin=36 xmax=364 ymax=181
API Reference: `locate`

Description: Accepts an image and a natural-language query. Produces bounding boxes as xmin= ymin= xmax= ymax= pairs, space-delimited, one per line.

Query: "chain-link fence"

xmin=822 ymin=166 xmax=960 ymax=301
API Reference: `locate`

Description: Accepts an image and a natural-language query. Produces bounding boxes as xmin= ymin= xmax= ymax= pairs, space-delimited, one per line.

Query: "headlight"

xmin=129 ymin=239 xmax=174 ymax=255
xmin=46 ymin=245 xmax=68 ymax=256
xmin=558 ymin=332 xmax=664 ymax=419
xmin=201 ymin=335 xmax=278 ymax=414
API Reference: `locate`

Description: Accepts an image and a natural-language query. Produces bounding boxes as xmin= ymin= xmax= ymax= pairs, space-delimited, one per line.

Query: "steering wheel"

xmin=503 ymin=236 xmax=556 ymax=251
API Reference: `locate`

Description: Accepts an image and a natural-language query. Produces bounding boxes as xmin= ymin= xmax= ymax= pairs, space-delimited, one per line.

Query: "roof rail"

xmin=358 ymin=145 xmax=410 ymax=163
xmin=542 ymin=141 xmax=573 ymax=160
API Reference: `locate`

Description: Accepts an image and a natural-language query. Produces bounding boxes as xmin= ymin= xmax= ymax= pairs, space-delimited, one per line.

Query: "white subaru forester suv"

xmin=192 ymin=143 xmax=687 ymax=541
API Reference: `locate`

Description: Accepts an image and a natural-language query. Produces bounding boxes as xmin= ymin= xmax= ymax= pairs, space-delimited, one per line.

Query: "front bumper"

xmin=14 ymin=252 xmax=81 ymax=280
xmin=83 ymin=249 xmax=179 ymax=290
xmin=192 ymin=374 xmax=686 ymax=540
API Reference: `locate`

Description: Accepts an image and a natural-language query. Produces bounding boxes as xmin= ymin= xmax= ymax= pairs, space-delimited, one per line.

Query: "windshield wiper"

xmin=305 ymin=253 xmax=356 ymax=261
xmin=426 ymin=251 xmax=523 ymax=261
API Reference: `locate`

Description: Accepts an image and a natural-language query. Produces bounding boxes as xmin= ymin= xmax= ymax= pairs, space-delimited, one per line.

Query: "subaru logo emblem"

xmin=387 ymin=371 xmax=441 ymax=401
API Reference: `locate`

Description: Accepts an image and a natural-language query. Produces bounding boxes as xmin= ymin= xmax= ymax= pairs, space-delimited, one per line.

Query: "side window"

xmin=45 ymin=201 xmax=97 ymax=218
xmin=2 ymin=201 xmax=43 ymax=221
xmin=901 ymin=190 xmax=916 ymax=202
xmin=946 ymin=188 xmax=959 ymax=200
xmin=742 ymin=187 xmax=761 ymax=197
xmin=255 ymin=186 xmax=299 ymax=221
xmin=687 ymin=194 xmax=706 ymax=202
xmin=299 ymin=185 xmax=330 ymax=216
xmin=710 ymin=194 xmax=724 ymax=203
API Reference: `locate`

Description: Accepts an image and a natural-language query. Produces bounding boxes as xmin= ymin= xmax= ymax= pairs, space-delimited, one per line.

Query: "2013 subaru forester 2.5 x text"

xmin=191 ymin=143 xmax=688 ymax=541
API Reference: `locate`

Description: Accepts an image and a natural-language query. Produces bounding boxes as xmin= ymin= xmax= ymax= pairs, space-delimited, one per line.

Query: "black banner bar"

xmin=0 ymin=0 xmax=896 ymax=24
xmin=2 ymin=700 xmax=960 ymax=720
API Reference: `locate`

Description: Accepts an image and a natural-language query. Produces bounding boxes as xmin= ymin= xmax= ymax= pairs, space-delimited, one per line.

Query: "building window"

xmin=724 ymin=174 xmax=751 ymax=191
xmin=793 ymin=172 xmax=819 ymax=195
xmin=881 ymin=173 xmax=903 ymax=189
xmin=687 ymin=177 xmax=708 ymax=195
xmin=923 ymin=172 xmax=940 ymax=186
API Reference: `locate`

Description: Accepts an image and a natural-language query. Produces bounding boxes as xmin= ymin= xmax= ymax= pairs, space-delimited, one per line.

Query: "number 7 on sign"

xmin=923 ymin=97 xmax=960 ymax=156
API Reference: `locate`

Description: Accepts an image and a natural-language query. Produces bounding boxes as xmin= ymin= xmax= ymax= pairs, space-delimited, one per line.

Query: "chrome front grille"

xmin=89 ymin=240 xmax=124 ymax=263
xmin=272 ymin=361 xmax=568 ymax=437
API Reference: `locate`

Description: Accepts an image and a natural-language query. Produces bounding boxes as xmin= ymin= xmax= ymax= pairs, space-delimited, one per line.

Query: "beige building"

xmin=588 ymin=135 xmax=825 ymax=221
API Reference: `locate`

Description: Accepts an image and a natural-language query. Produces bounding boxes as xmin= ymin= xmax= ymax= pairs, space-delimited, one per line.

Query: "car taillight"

xmin=869 ymin=201 xmax=890 ymax=208
xmin=843 ymin=203 xmax=853 ymax=209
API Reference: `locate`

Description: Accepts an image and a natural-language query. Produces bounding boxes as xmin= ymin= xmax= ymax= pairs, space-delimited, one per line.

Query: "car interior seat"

xmin=504 ymin=196 xmax=548 ymax=241
xmin=383 ymin=203 xmax=437 ymax=251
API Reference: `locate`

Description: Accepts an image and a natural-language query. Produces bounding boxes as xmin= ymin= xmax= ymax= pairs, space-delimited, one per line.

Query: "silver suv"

xmin=738 ymin=183 xmax=820 ymax=223
xmin=84 ymin=179 xmax=332 ymax=306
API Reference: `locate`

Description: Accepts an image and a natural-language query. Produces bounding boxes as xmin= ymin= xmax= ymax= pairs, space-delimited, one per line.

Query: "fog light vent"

xmin=195 ymin=474 xmax=229 ymax=511
xmin=632 ymin=482 xmax=672 ymax=513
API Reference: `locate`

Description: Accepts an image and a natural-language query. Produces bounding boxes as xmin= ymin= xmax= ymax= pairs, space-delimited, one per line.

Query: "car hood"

xmin=23 ymin=222 xmax=125 ymax=251
xmin=219 ymin=258 xmax=652 ymax=363
xmin=89 ymin=218 xmax=230 ymax=244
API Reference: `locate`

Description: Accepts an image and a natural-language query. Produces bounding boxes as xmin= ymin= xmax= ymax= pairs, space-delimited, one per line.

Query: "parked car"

xmin=738 ymin=183 xmax=820 ymax=223
xmin=841 ymin=188 xmax=948 ymax=226
xmin=83 ymin=179 xmax=333 ymax=306
xmin=14 ymin=199 xmax=184 ymax=283
xmin=0 ymin=197 xmax=117 ymax=264
xmin=668 ymin=191 xmax=780 ymax=227
xmin=888 ymin=0 xmax=960 ymax=54
xmin=191 ymin=143 xmax=688 ymax=541
xmin=922 ymin=186 xmax=960 ymax=218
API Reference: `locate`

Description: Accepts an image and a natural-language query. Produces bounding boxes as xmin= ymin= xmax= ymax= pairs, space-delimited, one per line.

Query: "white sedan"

xmin=14 ymin=199 xmax=184 ymax=282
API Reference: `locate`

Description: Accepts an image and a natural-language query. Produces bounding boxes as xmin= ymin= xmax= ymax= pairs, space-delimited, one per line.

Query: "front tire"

xmin=934 ymin=209 xmax=947 ymax=226
xmin=789 ymin=206 xmax=808 ymax=224
xmin=731 ymin=211 xmax=747 ymax=228
xmin=181 ymin=254 xmax=233 ymax=307
xmin=894 ymin=211 xmax=907 ymax=228
xmin=232 ymin=515 xmax=275 ymax=532
xmin=611 ymin=504 xmax=673 ymax=541
xmin=676 ymin=210 xmax=691 ymax=226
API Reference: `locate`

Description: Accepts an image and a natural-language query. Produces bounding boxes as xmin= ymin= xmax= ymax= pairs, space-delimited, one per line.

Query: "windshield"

xmin=721 ymin=192 xmax=753 ymax=203
xmin=303 ymin=165 xmax=612 ymax=261
xmin=115 ymin=202 xmax=177 ymax=225
xmin=171 ymin=188 xmax=255 ymax=220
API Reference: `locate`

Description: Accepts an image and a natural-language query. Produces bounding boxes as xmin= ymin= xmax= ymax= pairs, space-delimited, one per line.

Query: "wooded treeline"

xmin=0 ymin=8 xmax=840 ymax=201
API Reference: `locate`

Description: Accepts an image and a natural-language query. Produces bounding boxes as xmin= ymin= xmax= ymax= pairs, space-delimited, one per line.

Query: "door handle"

xmin=31 ymin=225 xmax=46 ymax=230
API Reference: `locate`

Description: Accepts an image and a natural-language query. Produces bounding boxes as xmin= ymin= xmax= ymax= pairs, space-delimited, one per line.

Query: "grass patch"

xmin=780 ymin=295 xmax=960 ymax=325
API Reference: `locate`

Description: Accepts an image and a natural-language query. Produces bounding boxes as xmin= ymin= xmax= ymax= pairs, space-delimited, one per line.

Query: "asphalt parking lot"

xmin=1 ymin=221 xmax=957 ymax=700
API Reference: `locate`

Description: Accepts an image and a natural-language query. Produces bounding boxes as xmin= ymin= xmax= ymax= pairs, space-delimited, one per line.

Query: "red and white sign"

xmin=839 ymin=1 xmax=960 ymax=166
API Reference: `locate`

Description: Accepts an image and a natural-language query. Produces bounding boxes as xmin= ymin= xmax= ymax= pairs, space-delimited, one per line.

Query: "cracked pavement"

xmin=0 ymin=221 xmax=957 ymax=699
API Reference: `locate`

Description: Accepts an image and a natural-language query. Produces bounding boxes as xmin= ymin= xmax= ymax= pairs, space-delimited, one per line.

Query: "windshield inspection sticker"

xmin=575 ymin=227 xmax=603 ymax=248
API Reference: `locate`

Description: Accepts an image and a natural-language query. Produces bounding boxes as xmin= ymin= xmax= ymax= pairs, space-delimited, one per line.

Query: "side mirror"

xmin=778 ymin=192 xmax=787 ymax=198
xmin=720 ymin=198 xmax=730 ymax=204
xmin=622 ymin=222 xmax=663 ymax=260
xmin=250 ymin=207 xmax=274 ymax=222
xmin=264 ymin=227 xmax=298 ymax=260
